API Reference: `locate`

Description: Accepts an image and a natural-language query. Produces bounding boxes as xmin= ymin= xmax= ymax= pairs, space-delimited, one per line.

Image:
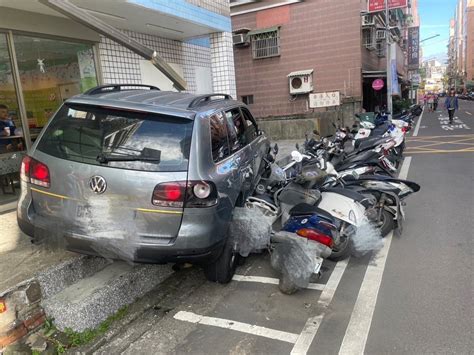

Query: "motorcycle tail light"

xmin=296 ymin=228 xmax=334 ymax=248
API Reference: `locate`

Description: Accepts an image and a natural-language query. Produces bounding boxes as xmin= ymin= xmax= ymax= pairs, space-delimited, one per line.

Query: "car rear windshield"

xmin=36 ymin=104 xmax=193 ymax=172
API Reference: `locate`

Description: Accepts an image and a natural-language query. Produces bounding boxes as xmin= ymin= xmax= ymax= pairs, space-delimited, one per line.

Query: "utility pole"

xmin=385 ymin=0 xmax=392 ymax=116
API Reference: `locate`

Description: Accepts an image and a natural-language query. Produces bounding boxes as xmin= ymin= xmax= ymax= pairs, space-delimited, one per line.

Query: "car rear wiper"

xmin=96 ymin=148 xmax=161 ymax=164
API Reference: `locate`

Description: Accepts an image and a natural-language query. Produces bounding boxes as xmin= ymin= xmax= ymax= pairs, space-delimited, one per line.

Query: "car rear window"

xmin=36 ymin=104 xmax=193 ymax=172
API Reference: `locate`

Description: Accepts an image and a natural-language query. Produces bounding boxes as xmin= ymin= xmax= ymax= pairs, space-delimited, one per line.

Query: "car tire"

xmin=204 ymin=237 xmax=238 ymax=284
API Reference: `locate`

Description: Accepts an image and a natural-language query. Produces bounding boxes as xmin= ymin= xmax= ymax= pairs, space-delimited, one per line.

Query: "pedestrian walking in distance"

xmin=427 ymin=93 xmax=434 ymax=112
xmin=433 ymin=93 xmax=439 ymax=112
xmin=444 ymin=89 xmax=459 ymax=124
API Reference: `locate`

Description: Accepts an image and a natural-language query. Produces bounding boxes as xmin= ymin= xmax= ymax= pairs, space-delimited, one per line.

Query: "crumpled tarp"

xmin=270 ymin=231 xmax=325 ymax=288
xmin=230 ymin=207 xmax=273 ymax=257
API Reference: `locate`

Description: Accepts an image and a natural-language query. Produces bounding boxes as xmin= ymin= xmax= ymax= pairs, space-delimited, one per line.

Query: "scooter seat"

xmin=289 ymin=203 xmax=335 ymax=223
xmin=320 ymin=187 xmax=371 ymax=208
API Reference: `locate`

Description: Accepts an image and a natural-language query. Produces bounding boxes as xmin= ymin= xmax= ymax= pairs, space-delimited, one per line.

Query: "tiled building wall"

xmin=98 ymin=30 xmax=212 ymax=93
xmin=210 ymin=32 xmax=237 ymax=98
xmin=186 ymin=0 xmax=230 ymax=16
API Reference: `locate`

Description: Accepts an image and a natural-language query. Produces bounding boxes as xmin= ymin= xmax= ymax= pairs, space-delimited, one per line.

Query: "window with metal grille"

xmin=241 ymin=95 xmax=254 ymax=105
xmin=251 ymin=30 xmax=280 ymax=59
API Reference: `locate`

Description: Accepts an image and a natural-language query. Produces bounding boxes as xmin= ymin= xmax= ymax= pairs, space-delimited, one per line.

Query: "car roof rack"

xmin=84 ymin=84 xmax=160 ymax=95
xmin=187 ymin=94 xmax=232 ymax=109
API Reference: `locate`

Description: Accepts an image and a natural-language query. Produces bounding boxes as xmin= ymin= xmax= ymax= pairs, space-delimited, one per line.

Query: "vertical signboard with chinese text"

xmin=407 ymin=27 xmax=420 ymax=69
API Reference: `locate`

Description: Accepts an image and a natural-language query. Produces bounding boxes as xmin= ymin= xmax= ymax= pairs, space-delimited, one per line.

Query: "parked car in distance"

xmin=17 ymin=84 xmax=270 ymax=283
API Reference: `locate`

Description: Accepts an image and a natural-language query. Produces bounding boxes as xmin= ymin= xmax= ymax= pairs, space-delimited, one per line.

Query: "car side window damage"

xmin=241 ymin=107 xmax=259 ymax=142
xmin=210 ymin=111 xmax=230 ymax=162
xmin=225 ymin=107 xmax=247 ymax=152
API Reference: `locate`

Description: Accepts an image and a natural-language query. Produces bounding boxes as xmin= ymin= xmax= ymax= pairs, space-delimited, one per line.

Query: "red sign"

xmin=372 ymin=79 xmax=385 ymax=91
xmin=368 ymin=0 xmax=408 ymax=13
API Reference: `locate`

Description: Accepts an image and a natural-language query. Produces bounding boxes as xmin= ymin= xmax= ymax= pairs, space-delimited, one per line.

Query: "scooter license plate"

xmin=313 ymin=256 xmax=323 ymax=274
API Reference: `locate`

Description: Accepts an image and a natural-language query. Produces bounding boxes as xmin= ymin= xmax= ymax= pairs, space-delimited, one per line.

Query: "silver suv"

xmin=17 ymin=84 xmax=269 ymax=283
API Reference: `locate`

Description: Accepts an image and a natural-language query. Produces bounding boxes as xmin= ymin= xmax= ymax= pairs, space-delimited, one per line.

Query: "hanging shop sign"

xmin=368 ymin=0 xmax=408 ymax=13
xmin=407 ymin=27 xmax=420 ymax=69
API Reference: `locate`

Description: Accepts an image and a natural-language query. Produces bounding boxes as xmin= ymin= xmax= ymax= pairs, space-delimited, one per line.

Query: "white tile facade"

xmin=185 ymin=0 xmax=230 ymax=16
xmin=210 ymin=32 xmax=237 ymax=98
xmin=98 ymin=31 xmax=213 ymax=94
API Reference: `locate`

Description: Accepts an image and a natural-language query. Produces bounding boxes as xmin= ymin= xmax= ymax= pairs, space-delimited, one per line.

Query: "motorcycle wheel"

xmin=379 ymin=209 xmax=395 ymax=237
xmin=328 ymin=234 xmax=353 ymax=261
xmin=279 ymin=274 xmax=300 ymax=295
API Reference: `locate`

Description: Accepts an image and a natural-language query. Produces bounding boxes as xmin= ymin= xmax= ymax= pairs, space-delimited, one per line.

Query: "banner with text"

xmin=407 ymin=26 xmax=420 ymax=69
xmin=368 ymin=0 xmax=408 ymax=13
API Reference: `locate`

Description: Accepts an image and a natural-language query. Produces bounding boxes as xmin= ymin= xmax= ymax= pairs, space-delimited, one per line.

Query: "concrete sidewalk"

xmin=0 ymin=211 xmax=75 ymax=294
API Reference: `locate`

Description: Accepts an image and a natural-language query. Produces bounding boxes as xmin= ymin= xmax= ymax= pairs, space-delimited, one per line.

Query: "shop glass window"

xmin=14 ymin=35 xmax=98 ymax=134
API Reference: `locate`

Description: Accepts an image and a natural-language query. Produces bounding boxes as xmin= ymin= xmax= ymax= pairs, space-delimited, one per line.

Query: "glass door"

xmin=0 ymin=33 xmax=24 ymax=207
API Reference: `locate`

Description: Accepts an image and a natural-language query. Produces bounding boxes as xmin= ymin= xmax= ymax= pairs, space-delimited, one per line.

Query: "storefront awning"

xmin=362 ymin=70 xmax=405 ymax=80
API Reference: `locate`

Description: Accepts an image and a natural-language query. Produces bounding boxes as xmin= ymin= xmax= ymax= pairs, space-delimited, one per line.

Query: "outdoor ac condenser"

xmin=288 ymin=70 xmax=314 ymax=95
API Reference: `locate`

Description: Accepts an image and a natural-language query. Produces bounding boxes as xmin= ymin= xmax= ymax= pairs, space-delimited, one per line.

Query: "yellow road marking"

xmin=407 ymin=134 xmax=474 ymax=140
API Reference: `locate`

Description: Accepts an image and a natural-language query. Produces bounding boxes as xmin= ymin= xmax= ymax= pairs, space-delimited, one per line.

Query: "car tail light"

xmin=21 ymin=156 xmax=50 ymax=188
xmin=152 ymin=181 xmax=218 ymax=208
xmin=296 ymin=228 xmax=334 ymax=248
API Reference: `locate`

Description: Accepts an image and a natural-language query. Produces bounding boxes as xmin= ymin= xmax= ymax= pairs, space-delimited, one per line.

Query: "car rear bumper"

xmin=17 ymin=193 xmax=230 ymax=264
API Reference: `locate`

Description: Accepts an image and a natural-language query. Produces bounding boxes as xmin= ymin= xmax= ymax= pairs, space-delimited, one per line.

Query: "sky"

xmin=418 ymin=0 xmax=458 ymax=63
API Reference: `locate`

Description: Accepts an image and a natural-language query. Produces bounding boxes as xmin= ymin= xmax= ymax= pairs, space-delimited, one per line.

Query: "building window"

xmin=250 ymin=28 xmax=280 ymax=59
xmin=241 ymin=95 xmax=254 ymax=105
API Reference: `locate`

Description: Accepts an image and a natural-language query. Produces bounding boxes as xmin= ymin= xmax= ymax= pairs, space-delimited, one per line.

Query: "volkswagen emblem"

xmin=89 ymin=176 xmax=107 ymax=194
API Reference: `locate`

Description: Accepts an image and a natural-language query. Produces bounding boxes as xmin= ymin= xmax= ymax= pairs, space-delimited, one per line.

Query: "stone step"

xmin=42 ymin=262 xmax=173 ymax=332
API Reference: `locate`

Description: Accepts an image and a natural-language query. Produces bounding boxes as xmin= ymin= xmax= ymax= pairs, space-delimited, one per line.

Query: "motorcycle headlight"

xmin=348 ymin=209 xmax=357 ymax=224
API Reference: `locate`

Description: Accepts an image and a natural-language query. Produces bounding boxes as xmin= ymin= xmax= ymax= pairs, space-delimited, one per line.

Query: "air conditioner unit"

xmin=362 ymin=15 xmax=375 ymax=27
xmin=232 ymin=33 xmax=249 ymax=46
xmin=288 ymin=70 xmax=313 ymax=95
xmin=376 ymin=30 xmax=386 ymax=41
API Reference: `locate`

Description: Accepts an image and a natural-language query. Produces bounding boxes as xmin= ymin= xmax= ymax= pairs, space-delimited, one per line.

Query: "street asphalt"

xmin=86 ymin=100 xmax=474 ymax=354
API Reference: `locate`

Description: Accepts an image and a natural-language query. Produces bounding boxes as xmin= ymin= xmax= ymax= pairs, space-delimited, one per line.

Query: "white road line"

xmin=232 ymin=275 xmax=326 ymax=291
xmin=291 ymin=259 xmax=349 ymax=355
xmin=413 ymin=107 xmax=424 ymax=136
xmin=398 ymin=156 xmax=412 ymax=180
xmin=466 ymin=111 xmax=472 ymax=115
xmin=173 ymin=311 xmax=299 ymax=344
xmin=338 ymin=157 xmax=412 ymax=355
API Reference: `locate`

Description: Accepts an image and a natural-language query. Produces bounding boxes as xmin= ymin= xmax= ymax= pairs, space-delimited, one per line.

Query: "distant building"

xmin=230 ymin=0 xmax=419 ymax=138
xmin=448 ymin=0 xmax=474 ymax=90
